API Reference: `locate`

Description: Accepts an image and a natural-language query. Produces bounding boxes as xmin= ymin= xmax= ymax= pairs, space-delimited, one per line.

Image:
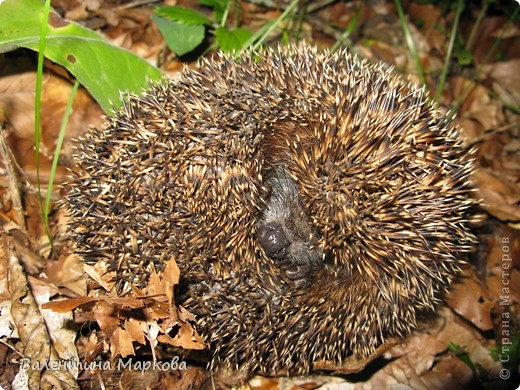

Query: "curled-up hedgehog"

xmin=66 ymin=45 xmax=477 ymax=375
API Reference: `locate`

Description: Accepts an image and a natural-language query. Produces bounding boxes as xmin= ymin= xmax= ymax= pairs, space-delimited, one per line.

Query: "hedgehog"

xmin=65 ymin=45 xmax=477 ymax=375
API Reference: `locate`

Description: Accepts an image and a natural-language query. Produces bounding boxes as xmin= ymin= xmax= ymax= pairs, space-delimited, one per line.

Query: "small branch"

xmin=0 ymin=126 xmax=26 ymax=230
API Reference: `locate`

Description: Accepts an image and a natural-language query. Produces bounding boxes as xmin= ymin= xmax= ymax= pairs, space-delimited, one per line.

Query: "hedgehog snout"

xmin=256 ymin=166 xmax=325 ymax=287
xmin=257 ymin=222 xmax=290 ymax=259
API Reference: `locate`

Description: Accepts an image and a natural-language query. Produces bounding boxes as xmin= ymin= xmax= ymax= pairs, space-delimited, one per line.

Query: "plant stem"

xmin=434 ymin=0 xmax=465 ymax=102
xmin=331 ymin=6 xmax=361 ymax=53
xmin=43 ymin=80 xmax=80 ymax=239
xmin=35 ymin=0 xmax=52 ymax=211
xmin=394 ymin=0 xmax=426 ymax=85
xmin=466 ymin=0 xmax=489 ymax=51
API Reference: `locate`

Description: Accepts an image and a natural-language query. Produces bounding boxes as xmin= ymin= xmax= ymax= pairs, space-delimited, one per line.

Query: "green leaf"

xmin=152 ymin=15 xmax=205 ymax=57
xmin=198 ymin=0 xmax=229 ymax=14
xmin=198 ymin=0 xmax=229 ymax=23
xmin=215 ymin=27 xmax=252 ymax=53
xmin=454 ymin=47 xmax=473 ymax=66
xmin=155 ymin=6 xmax=211 ymax=26
xmin=0 ymin=0 xmax=162 ymax=113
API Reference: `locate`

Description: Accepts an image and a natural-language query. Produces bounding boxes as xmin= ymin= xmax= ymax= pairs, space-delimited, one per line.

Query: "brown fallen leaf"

xmin=158 ymin=320 xmax=205 ymax=350
xmin=83 ymin=262 xmax=117 ymax=292
xmin=0 ymin=71 xmax=102 ymax=184
xmin=45 ymin=252 xmax=86 ymax=297
xmin=445 ymin=268 xmax=494 ymax=331
xmin=6 ymin=235 xmax=79 ymax=389
xmin=437 ymin=308 xmax=502 ymax=374
xmin=474 ymin=169 xmax=520 ymax=222
xmin=313 ymin=341 xmax=397 ymax=374
xmin=163 ymin=258 xmax=181 ymax=317
xmin=449 ymin=77 xmax=505 ymax=131
xmin=484 ymin=59 xmax=520 ymax=108
xmin=113 ymin=326 xmax=135 ymax=358
xmin=125 ymin=317 xmax=147 ymax=346
xmin=43 ymin=296 xmax=96 ymax=312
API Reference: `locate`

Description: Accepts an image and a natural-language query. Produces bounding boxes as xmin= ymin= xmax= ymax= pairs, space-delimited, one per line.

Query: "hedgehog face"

xmin=257 ymin=166 xmax=322 ymax=287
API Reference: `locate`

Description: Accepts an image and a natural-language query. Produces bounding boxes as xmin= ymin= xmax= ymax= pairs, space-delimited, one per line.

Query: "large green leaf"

xmin=152 ymin=15 xmax=205 ymax=57
xmin=0 ymin=0 xmax=162 ymax=113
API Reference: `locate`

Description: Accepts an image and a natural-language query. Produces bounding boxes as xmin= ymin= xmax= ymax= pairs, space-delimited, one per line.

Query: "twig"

xmin=0 ymin=126 xmax=26 ymax=230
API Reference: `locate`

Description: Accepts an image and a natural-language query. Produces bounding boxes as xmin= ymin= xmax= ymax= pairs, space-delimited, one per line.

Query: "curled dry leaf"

xmin=42 ymin=296 xmax=96 ymax=313
xmin=45 ymin=252 xmax=86 ymax=297
xmin=92 ymin=300 xmax=124 ymax=358
xmin=163 ymin=258 xmax=180 ymax=319
xmin=484 ymin=59 xmax=520 ymax=108
xmin=474 ymin=168 xmax=520 ymax=222
xmin=157 ymin=321 xmax=205 ymax=350
xmin=313 ymin=341 xmax=397 ymax=374
xmin=445 ymin=268 xmax=494 ymax=331
xmin=7 ymin=239 xmax=79 ymax=389
xmin=112 ymin=326 xmax=135 ymax=358
xmin=83 ymin=262 xmax=117 ymax=292
xmin=449 ymin=77 xmax=505 ymax=131
xmin=378 ymin=347 xmax=472 ymax=389
xmin=125 ymin=317 xmax=147 ymax=346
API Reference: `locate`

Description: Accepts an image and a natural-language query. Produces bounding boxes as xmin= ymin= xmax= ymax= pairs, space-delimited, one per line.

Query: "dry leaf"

xmin=445 ymin=269 xmax=494 ymax=331
xmin=157 ymin=320 xmax=205 ymax=350
xmin=43 ymin=296 xmax=96 ymax=312
xmin=146 ymin=269 xmax=166 ymax=297
xmin=474 ymin=169 xmax=520 ymax=221
xmin=449 ymin=77 xmax=504 ymax=131
xmin=0 ymin=72 xmax=102 ymax=184
xmin=113 ymin=327 xmax=135 ymax=358
xmin=7 ymin=238 xmax=79 ymax=388
xmin=83 ymin=262 xmax=117 ymax=292
xmin=45 ymin=252 xmax=86 ymax=296
xmin=314 ymin=341 xmax=397 ymax=374
xmin=436 ymin=309 xmax=502 ymax=376
xmin=125 ymin=318 xmax=147 ymax=346
xmin=484 ymin=59 xmax=520 ymax=108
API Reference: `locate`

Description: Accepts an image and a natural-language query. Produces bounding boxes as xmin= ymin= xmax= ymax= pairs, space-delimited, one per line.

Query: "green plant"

xmin=448 ymin=342 xmax=490 ymax=381
xmin=153 ymin=0 xmax=252 ymax=56
xmin=0 ymin=0 xmax=162 ymax=113
xmin=153 ymin=0 xmax=301 ymax=57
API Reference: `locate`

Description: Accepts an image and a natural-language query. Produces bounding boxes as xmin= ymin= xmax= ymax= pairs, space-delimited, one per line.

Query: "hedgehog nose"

xmin=257 ymin=222 xmax=290 ymax=259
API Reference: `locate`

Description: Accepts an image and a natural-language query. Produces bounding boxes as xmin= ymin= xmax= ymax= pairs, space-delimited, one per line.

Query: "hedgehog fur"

xmin=66 ymin=45 xmax=476 ymax=375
